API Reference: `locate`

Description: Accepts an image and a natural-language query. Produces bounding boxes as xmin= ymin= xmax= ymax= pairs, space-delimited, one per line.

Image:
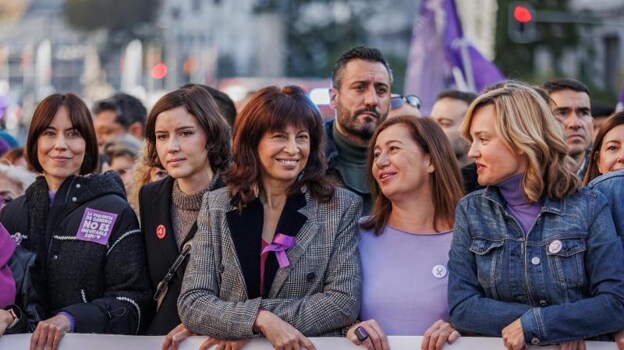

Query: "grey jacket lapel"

xmin=269 ymin=193 xmax=319 ymax=298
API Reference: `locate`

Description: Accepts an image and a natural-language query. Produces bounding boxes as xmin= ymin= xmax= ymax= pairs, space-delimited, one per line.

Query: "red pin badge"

xmin=156 ymin=225 xmax=166 ymax=239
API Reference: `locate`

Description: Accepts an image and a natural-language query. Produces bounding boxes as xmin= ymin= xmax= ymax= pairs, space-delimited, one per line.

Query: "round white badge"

xmin=548 ymin=240 xmax=562 ymax=254
xmin=432 ymin=265 xmax=447 ymax=279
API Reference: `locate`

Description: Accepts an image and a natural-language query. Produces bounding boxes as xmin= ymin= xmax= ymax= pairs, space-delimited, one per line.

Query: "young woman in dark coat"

xmin=0 ymin=93 xmax=152 ymax=350
xmin=139 ymin=86 xmax=231 ymax=336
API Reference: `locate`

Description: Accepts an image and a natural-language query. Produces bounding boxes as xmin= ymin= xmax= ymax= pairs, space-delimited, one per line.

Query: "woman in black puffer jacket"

xmin=0 ymin=93 xmax=152 ymax=349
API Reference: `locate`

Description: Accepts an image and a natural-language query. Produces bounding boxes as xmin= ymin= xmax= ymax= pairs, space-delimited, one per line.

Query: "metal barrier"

xmin=0 ymin=334 xmax=618 ymax=349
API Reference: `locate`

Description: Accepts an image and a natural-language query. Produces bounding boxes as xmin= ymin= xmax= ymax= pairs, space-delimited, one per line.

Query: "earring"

xmin=298 ymin=171 xmax=307 ymax=193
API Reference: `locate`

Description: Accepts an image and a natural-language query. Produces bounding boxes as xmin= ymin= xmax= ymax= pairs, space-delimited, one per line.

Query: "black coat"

xmin=139 ymin=175 xmax=223 ymax=335
xmin=0 ymin=172 xmax=153 ymax=334
xmin=7 ymin=244 xmax=44 ymax=333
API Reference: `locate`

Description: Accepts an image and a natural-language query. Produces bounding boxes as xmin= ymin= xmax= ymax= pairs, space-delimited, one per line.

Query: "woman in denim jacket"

xmin=448 ymin=82 xmax=624 ymax=350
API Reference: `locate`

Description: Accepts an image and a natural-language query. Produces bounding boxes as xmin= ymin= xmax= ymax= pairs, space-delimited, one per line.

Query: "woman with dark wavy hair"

xmin=174 ymin=85 xmax=362 ymax=350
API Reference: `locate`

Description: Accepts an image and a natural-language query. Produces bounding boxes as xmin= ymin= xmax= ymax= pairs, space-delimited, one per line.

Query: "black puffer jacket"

xmin=0 ymin=172 xmax=153 ymax=334
xmin=7 ymin=244 xmax=44 ymax=333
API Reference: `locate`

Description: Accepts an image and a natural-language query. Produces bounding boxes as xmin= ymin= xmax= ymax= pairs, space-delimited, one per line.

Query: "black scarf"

xmin=25 ymin=177 xmax=51 ymax=265
xmin=23 ymin=176 xmax=53 ymax=320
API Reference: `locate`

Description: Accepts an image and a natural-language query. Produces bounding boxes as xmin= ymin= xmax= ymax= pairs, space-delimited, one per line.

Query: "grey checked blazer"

xmin=178 ymin=186 xmax=362 ymax=339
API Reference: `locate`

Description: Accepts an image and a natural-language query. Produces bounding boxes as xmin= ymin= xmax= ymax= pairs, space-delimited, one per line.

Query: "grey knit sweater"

xmin=170 ymin=180 xmax=209 ymax=248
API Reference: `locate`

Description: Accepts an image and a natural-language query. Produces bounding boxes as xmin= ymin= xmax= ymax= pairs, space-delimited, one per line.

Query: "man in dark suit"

xmin=542 ymin=78 xmax=593 ymax=179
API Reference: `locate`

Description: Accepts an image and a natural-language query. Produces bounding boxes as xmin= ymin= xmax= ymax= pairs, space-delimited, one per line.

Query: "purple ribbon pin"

xmin=262 ymin=233 xmax=296 ymax=268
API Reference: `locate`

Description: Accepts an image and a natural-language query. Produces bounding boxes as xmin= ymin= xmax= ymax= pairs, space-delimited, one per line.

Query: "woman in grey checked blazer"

xmin=175 ymin=85 xmax=362 ymax=350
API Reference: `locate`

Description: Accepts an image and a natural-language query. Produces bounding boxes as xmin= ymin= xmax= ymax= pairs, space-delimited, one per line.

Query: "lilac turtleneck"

xmin=496 ymin=174 xmax=542 ymax=234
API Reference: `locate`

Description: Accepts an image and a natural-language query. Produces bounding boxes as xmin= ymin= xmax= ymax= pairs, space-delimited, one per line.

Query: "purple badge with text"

xmin=76 ymin=208 xmax=118 ymax=245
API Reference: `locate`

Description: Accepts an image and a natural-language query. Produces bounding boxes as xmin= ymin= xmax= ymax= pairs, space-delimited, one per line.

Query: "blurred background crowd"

xmin=0 ymin=0 xmax=623 ymax=142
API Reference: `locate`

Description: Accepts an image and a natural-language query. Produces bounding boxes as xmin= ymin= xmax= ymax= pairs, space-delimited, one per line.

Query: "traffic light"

xmin=508 ymin=1 xmax=536 ymax=43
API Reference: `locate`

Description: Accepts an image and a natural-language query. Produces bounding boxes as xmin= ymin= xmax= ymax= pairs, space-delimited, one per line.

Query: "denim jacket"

xmin=448 ymin=186 xmax=624 ymax=345
xmin=588 ymin=169 xmax=624 ymax=238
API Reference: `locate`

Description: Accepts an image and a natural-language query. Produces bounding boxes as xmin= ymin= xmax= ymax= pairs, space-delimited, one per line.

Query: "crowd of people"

xmin=0 ymin=45 xmax=623 ymax=350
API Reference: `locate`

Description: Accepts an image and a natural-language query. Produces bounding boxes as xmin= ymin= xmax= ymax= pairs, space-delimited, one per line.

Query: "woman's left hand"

xmin=29 ymin=314 xmax=71 ymax=350
xmin=421 ymin=320 xmax=460 ymax=350
xmin=253 ymin=310 xmax=316 ymax=350
xmin=558 ymin=340 xmax=585 ymax=350
xmin=345 ymin=319 xmax=389 ymax=350
xmin=501 ymin=318 xmax=525 ymax=350
xmin=199 ymin=337 xmax=251 ymax=350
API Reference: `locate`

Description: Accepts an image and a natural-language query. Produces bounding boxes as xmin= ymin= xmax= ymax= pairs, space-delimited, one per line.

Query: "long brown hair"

xmin=584 ymin=111 xmax=624 ymax=185
xmin=360 ymin=116 xmax=464 ymax=235
xmin=225 ymin=86 xmax=334 ymax=209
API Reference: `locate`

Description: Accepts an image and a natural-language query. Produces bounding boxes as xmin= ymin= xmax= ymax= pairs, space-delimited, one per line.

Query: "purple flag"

xmin=404 ymin=0 xmax=505 ymax=114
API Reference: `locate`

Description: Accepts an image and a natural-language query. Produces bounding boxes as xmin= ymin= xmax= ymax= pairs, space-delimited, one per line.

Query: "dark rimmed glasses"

xmin=391 ymin=95 xmax=422 ymax=110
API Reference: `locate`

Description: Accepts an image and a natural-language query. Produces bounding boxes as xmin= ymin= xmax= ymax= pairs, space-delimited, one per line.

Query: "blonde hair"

xmin=128 ymin=143 xmax=153 ymax=218
xmin=461 ymin=81 xmax=580 ymax=202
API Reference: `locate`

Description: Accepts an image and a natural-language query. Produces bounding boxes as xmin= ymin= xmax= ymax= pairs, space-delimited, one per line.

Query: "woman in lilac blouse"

xmin=347 ymin=116 xmax=464 ymax=350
